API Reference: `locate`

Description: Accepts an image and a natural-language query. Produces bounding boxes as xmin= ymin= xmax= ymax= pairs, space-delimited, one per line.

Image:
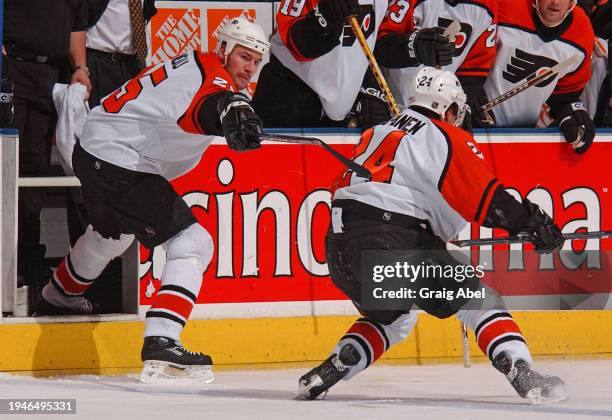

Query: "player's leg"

xmin=456 ymin=287 xmax=567 ymax=404
xmin=296 ymin=311 xmax=418 ymax=400
xmin=37 ymin=226 xmax=133 ymax=314
xmin=140 ymin=222 xmax=215 ymax=383
xmin=36 ymin=142 xmax=137 ymax=315
xmin=296 ymin=208 xmax=424 ymax=399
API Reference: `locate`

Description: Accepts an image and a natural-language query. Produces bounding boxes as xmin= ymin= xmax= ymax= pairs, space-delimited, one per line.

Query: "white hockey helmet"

xmin=410 ymin=67 xmax=467 ymax=127
xmin=213 ymin=16 xmax=270 ymax=57
xmin=533 ymin=0 xmax=576 ymax=28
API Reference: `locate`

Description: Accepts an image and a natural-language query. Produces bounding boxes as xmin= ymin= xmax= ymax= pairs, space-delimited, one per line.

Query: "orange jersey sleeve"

xmin=456 ymin=0 xmax=498 ymax=80
xmin=378 ymin=0 xmax=415 ymax=39
xmin=432 ymin=120 xmax=501 ymax=225
xmin=177 ymin=53 xmax=236 ymax=135
xmin=276 ymin=0 xmax=319 ymax=61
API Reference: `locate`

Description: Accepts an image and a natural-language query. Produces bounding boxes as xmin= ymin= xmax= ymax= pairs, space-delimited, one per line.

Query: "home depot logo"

xmin=150 ymin=8 xmax=201 ymax=65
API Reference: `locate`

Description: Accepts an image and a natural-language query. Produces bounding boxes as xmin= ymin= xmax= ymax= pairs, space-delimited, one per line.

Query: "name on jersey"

xmin=387 ymin=113 xmax=427 ymax=135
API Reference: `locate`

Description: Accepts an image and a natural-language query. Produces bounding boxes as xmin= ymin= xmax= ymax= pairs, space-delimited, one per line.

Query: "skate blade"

xmin=526 ymin=384 xmax=570 ymax=405
xmin=294 ymin=375 xmax=324 ymax=400
xmin=140 ymin=361 xmax=215 ymax=384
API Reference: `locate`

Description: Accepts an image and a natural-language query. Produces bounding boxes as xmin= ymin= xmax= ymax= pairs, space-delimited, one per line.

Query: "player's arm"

xmin=277 ymin=0 xmax=359 ymax=61
xmin=375 ymin=8 xmax=455 ymax=68
xmin=185 ymin=91 xmax=263 ymax=152
xmin=434 ymin=124 xmax=563 ymax=252
xmin=456 ymin=22 xmax=497 ymax=113
xmin=545 ymin=10 xmax=595 ymax=154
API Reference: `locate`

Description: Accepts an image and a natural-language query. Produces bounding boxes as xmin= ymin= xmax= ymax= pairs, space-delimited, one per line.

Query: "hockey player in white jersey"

xmin=251 ymin=0 xmax=455 ymax=128
xmin=296 ymin=67 xmax=567 ymax=404
xmin=34 ymin=17 xmax=269 ymax=383
xmin=482 ymin=0 xmax=596 ymax=153
xmin=382 ymin=0 xmax=499 ymax=126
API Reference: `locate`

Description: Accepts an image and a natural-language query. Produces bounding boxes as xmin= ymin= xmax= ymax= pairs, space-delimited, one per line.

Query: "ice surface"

xmin=0 ymin=359 xmax=610 ymax=420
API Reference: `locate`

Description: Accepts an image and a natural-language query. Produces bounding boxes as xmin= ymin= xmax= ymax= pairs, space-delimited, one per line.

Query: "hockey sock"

xmin=331 ymin=312 xmax=418 ymax=380
xmin=50 ymin=226 xmax=133 ymax=296
xmin=144 ymin=224 xmax=213 ymax=342
xmin=465 ymin=310 xmax=532 ymax=364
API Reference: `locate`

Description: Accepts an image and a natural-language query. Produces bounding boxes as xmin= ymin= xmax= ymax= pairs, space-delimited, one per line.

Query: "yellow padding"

xmin=1 ymin=311 xmax=611 ymax=372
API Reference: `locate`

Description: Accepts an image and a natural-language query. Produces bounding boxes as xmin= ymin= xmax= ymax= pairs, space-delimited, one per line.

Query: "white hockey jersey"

xmin=384 ymin=0 xmax=498 ymax=109
xmin=333 ymin=108 xmax=501 ymax=241
xmin=80 ymin=52 xmax=234 ymax=180
xmin=272 ymin=0 xmax=389 ymax=121
xmin=483 ymin=0 xmax=593 ymax=127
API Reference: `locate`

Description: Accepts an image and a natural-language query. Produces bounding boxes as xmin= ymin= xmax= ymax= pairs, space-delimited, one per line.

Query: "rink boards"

xmin=1 ymin=130 xmax=612 ymax=371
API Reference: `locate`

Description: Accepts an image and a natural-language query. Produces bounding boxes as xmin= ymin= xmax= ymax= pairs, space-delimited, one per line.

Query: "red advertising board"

xmin=138 ymin=132 xmax=612 ymax=312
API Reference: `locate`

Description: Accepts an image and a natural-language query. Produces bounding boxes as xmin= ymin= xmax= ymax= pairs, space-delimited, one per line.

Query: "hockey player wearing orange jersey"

xmin=382 ymin=0 xmax=499 ymax=129
xmin=251 ymin=0 xmax=455 ymax=129
xmin=34 ymin=17 xmax=269 ymax=383
xmin=296 ymin=67 xmax=567 ymax=404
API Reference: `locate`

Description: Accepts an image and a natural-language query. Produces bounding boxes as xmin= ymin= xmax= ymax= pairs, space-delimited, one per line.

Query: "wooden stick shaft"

xmin=348 ymin=16 xmax=401 ymax=117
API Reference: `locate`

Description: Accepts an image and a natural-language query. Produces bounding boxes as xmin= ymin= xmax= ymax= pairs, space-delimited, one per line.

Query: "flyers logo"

xmin=503 ymin=49 xmax=559 ymax=87
xmin=341 ymin=5 xmax=376 ymax=47
xmin=438 ymin=17 xmax=472 ymax=56
xmin=213 ymin=77 xmax=229 ymax=88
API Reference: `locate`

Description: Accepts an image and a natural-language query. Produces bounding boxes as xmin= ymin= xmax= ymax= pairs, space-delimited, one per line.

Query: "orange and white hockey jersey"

xmin=272 ymin=0 xmax=390 ymax=120
xmin=333 ymin=108 xmax=502 ymax=241
xmin=483 ymin=0 xmax=594 ymax=127
xmin=80 ymin=52 xmax=235 ymax=180
xmin=383 ymin=0 xmax=498 ymax=109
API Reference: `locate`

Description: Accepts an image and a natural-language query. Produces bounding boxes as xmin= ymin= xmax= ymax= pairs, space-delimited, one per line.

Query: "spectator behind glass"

xmin=2 ymin=0 xmax=91 ymax=294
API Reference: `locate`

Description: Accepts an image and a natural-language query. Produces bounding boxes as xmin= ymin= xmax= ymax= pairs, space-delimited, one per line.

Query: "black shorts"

xmin=72 ymin=142 xmax=196 ymax=248
xmin=326 ymin=202 xmax=479 ymax=324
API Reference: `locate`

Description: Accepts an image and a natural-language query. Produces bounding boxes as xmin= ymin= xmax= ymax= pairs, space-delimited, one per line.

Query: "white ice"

xmin=0 ymin=359 xmax=611 ymax=420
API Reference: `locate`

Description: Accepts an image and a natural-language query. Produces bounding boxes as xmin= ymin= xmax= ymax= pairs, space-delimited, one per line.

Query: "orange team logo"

xmin=150 ymin=8 xmax=201 ymax=65
xmin=208 ymin=9 xmax=258 ymax=95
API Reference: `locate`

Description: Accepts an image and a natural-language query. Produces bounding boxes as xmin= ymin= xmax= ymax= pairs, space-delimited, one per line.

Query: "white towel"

xmin=52 ymin=83 xmax=89 ymax=175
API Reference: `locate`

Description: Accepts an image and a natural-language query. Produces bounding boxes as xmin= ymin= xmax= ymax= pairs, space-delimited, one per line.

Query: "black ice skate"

xmin=140 ymin=336 xmax=214 ymax=383
xmin=493 ymin=351 xmax=568 ymax=404
xmin=34 ymin=283 xmax=101 ymax=315
xmin=295 ymin=343 xmax=361 ymax=400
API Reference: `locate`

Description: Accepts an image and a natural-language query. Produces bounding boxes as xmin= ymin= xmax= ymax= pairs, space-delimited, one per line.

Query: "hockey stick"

xmin=348 ymin=16 xmax=401 ymax=117
xmin=480 ymin=54 xmax=580 ymax=114
xmin=451 ymin=230 xmax=612 ymax=247
xmin=260 ymin=133 xmax=372 ymax=180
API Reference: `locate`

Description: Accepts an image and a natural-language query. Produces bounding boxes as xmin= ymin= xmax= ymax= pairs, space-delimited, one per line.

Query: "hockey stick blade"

xmin=260 ymin=134 xmax=372 ymax=180
xmin=481 ymin=54 xmax=580 ymax=112
xmin=452 ymin=230 xmax=612 ymax=247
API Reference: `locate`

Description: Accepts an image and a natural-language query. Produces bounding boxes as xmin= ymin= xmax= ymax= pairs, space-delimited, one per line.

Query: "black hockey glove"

xmin=0 ymin=78 xmax=14 ymax=127
xmin=407 ymin=27 xmax=456 ymax=67
xmin=471 ymin=92 xmax=496 ymax=128
xmin=346 ymin=87 xmax=391 ymax=129
xmin=551 ymin=102 xmax=595 ymax=154
xmin=517 ymin=199 xmax=564 ymax=254
xmin=316 ymin=0 xmax=360 ymax=31
xmin=218 ymin=92 xmax=262 ymax=152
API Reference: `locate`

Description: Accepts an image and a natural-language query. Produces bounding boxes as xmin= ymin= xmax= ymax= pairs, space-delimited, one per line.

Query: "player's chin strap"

xmin=451 ymin=230 xmax=612 ymax=247
xmin=533 ymin=0 xmax=576 ymax=28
